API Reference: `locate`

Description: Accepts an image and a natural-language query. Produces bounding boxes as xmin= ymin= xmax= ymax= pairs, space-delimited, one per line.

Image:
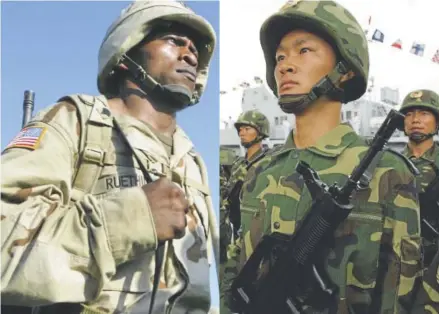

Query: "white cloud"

xmin=220 ymin=0 xmax=439 ymax=121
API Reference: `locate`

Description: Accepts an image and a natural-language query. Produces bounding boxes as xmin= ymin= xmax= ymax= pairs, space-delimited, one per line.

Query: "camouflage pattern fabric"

xmin=98 ymin=0 xmax=216 ymax=105
xmin=220 ymin=148 xmax=238 ymax=166
xmin=219 ymin=148 xmax=266 ymax=280
xmin=260 ymin=0 xmax=369 ymax=102
xmin=220 ymin=124 xmax=422 ymax=314
xmin=220 ymin=148 xmax=237 ymax=201
xmin=402 ymin=144 xmax=439 ymax=313
xmin=402 ymin=144 xmax=439 ymax=195
xmin=220 ymin=166 xmax=228 ymax=198
xmin=234 ymin=110 xmax=270 ymax=139
xmin=1 ymin=94 xmax=215 ymax=314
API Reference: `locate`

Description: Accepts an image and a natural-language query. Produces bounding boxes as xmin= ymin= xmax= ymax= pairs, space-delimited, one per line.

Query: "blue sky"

xmin=1 ymin=0 xmax=220 ymax=308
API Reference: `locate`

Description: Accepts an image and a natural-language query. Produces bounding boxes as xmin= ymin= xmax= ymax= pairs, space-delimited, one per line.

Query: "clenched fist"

xmin=142 ymin=177 xmax=189 ymax=242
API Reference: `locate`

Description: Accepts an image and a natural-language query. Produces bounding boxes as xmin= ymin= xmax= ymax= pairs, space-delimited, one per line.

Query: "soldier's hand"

xmin=141 ymin=178 xmax=189 ymax=242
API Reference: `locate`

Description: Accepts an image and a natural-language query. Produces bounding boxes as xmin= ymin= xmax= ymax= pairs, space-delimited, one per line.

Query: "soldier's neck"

xmin=409 ymin=138 xmax=434 ymax=158
xmin=293 ymin=99 xmax=342 ymax=149
xmin=108 ymin=86 xmax=177 ymax=138
xmin=246 ymin=143 xmax=262 ymax=160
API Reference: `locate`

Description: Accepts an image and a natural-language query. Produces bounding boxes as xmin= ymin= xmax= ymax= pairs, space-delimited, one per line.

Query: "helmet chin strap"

xmin=278 ymin=61 xmax=348 ymax=114
xmin=408 ymin=132 xmax=435 ymax=143
xmin=407 ymin=128 xmax=438 ymax=143
xmin=241 ymin=138 xmax=262 ymax=149
xmin=118 ymin=54 xmax=194 ymax=109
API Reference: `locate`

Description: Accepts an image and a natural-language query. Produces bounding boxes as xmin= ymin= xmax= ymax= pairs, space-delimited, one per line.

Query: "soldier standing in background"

xmin=399 ymin=89 xmax=439 ymax=313
xmin=221 ymin=1 xmax=422 ymax=313
xmin=219 ymin=110 xmax=269 ymax=287
xmin=1 ymin=1 xmax=219 ymax=313
xmin=220 ymin=147 xmax=237 ymax=196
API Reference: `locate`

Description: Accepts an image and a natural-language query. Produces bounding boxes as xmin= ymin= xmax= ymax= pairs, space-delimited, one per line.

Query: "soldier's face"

xmin=404 ymin=108 xmax=437 ymax=136
xmin=138 ymin=29 xmax=199 ymax=92
xmin=274 ymin=29 xmax=336 ymax=96
xmin=239 ymin=125 xmax=258 ymax=143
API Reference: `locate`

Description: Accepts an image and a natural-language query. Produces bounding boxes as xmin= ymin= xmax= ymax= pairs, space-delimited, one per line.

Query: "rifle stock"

xmin=230 ymin=109 xmax=404 ymax=314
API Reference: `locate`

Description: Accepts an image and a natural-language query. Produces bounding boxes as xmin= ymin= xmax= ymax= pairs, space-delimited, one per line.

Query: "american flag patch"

xmin=6 ymin=127 xmax=47 ymax=150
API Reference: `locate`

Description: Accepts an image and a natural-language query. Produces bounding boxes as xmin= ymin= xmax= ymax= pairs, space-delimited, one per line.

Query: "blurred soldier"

xmin=221 ymin=1 xmax=422 ymax=313
xmin=1 ymin=1 xmax=219 ymax=314
xmin=399 ymin=89 xmax=439 ymax=312
xmin=219 ymin=110 xmax=269 ymax=279
xmin=220 ymin=147 xmax=237 ymax=196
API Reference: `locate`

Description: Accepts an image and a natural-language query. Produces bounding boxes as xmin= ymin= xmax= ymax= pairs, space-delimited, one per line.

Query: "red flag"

xmin=391 ymin=39 xmax=402 ymax=49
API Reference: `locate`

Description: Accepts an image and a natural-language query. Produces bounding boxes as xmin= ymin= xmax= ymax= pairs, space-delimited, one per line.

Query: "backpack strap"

xmin=58 ymin=94 xmax=114 ymax=202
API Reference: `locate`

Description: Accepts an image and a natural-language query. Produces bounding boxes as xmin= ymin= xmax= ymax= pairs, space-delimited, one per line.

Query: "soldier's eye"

xmin=300 ymin=47 xmax=311 ymax=54
xmin=276 ymin=55 xmax=285 ymax=62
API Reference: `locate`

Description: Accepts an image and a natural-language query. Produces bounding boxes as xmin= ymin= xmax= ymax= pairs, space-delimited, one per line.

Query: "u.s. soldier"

xmin=1 ymin=1 xmax=219 ymax=314
xmin=399 ymin=89 xmax=439 ymax=313
xmin=220 ymin=1 xmax=422 ymax=313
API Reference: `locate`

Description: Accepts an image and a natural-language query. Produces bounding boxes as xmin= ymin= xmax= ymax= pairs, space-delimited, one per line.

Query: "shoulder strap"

xmin=245 ymin=149 xmax=268 ymax=171
xmin=384 ymin=147 xmax=421 ymax=176
xmin=58 ymin=94 xmax=114 ymax=202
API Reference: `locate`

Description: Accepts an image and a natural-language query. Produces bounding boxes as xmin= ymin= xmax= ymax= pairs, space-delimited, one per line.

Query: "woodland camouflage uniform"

xmin=220 ymin=1 xmax=422 ymax=313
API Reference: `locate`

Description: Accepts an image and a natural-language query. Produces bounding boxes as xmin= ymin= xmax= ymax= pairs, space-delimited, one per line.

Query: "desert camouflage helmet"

xmin=234 ymin=110 xmax=270 ymax=139
xmin=260 ymin=0 xmax=369 ymax=104
xmin=97 ymin=0 xmax=216 ymax=105
xmin=220 ymin=147 xmax=238 ymax=166
xmin=399 ymin=89 xmax=439 ymax=119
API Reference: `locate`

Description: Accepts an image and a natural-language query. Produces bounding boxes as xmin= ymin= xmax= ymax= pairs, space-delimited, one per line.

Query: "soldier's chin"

xmin=241 ymin=141 xmax=252 ymax=148
xmin=162 ymin=84 xmax=193 ymax=109
xmin=409 ymin=132 xmax=428 ymax=143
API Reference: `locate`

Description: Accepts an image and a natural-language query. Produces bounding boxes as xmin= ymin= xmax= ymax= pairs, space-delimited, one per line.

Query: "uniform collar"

xmin=273 ymin=123 xmax=357 ymax=158
xmin=403 ymin=143 xmax=437 ymax=163
xmin=245 ymin=146 xmax=265 ymax=163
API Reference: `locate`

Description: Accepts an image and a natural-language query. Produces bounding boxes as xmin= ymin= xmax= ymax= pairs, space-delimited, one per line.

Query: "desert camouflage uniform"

xmin=400 ymin=89 xmax=439 ymax=313
xmin=221 ymin=1 xmax=423 ymax=313
xmin=1 ymin=1 xmax=218 ymax=313
xmin=1 ymin=95 xmax=217 ymax=314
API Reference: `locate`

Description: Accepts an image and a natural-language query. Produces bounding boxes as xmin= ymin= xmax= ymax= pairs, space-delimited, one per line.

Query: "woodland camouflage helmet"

xmin=97 ymin=0 xmax=216 ymax=106
xmin=399 ymin=89 xmax=439 ymax=141
xmin=234 ymin=110 xmax=270 ymax=139
xmin=260 ymin=0 xmax=369 ymax=112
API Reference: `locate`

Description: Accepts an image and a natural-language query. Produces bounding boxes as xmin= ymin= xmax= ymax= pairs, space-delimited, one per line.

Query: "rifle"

xmin=22 ymin=90 xmax=35 ymax=128
xmin=230 ymin=109 xmax=405 ymax=314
